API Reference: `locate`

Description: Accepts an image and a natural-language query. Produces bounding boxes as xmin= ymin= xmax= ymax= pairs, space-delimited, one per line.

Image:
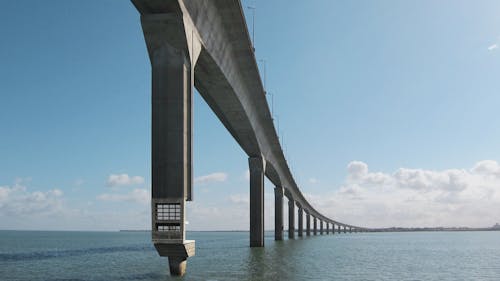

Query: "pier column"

xmin=306 ymin=212 xmax=311 ymax=236
xmin=288 ymin=199 xmax=295 ymax=239
xmin=332 ymin=223 xmax=335 ymax=235
xmin=313 ymin=217 xmax=317 ymax=235
xmin=298 ymin=206 xmax=303 ymax=237
xmin=349 ymin=227 xmax=352 ymax=233
xmin=338 ymin=224 xmax=341 ymax=234
xmin=326 ymin=222 xmax=330 ymax=234
xmin=343 ymin=226 xmax=346 ymax=233
xmin=274 ymin=187 xmax=284 ymax=241
xmin=320 ymin=220 xmax=324 ymax=234
xmin=249 ymin=156 xmax=266 ymax=247
xmin=141 ymin=12 xmax=201 ymax=276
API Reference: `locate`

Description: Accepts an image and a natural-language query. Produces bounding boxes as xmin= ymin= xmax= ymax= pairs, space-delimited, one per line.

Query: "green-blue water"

xmin=0 ymin=230 xmax=499 ymax=280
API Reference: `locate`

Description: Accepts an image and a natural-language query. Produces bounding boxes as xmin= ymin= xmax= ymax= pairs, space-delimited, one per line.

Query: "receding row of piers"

xmin=250 ymin=156 xmax=364 ymax=246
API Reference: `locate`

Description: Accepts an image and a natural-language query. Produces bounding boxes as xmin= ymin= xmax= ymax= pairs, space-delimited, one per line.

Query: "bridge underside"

xmin=132 ymin=0 xmax=366 ymax=276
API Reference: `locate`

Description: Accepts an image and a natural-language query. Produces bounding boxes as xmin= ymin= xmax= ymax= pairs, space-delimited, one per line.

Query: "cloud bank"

xmin=306 ymin=160 xmax=500 ymax=228
xmin=106 ymin=174 xmax=144 ymax=187
xmin=194 ymin=172 xmax=228 ymax=185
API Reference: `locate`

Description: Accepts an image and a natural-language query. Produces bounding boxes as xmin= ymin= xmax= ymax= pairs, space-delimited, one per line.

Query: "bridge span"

xmin=131 ymin=0 xmax=368 ymax=276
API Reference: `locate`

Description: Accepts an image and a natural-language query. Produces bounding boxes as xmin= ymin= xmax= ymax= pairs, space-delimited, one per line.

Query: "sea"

xmin=0 ymin=230 xmax=499 ymax=281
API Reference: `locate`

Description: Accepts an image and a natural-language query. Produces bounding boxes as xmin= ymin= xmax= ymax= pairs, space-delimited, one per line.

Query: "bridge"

xmin=131 ymin=0 xmax=369 ymax=276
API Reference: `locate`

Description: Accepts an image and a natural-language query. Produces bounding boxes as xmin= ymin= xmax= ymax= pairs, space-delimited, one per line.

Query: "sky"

xmin=1 ymin=0 xmax=500 ymax=231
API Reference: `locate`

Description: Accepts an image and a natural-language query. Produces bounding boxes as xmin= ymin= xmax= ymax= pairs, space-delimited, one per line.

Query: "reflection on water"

xmin=1 ymin=230 xmax=500 ymax=280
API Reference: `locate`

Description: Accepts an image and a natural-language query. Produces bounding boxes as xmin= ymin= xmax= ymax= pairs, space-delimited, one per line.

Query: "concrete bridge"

xmin=131 ymin=0 xmax=368 ymax=276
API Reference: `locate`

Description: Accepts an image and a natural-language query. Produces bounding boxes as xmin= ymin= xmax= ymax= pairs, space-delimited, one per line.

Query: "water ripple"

xmin=0 ymin=244 xmax=155 ymax=262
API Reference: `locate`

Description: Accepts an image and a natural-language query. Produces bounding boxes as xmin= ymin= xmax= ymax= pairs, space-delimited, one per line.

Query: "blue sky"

xmin=1 ymin=0 xmax=500 ymax=230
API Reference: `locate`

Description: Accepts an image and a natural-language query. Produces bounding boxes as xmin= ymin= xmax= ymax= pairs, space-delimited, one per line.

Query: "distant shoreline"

xmin=119 ymin=228 xmax=500 ymax=233
xmin=1 ymin=228 xmax=498 ymax=233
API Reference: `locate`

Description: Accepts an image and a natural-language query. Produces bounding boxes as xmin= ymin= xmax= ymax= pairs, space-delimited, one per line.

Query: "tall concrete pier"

xmin=274 ymin=187 xmax=284 ymax=241
xmin=306 ymin=213 xmax=311 ymax=236
xmin=288 ymin=199 xmax=295 ymax=239
xmin=249 ymin=157 xmax=265 ymax=247
xmin=298 ymin=207 xmax=303 ymax=237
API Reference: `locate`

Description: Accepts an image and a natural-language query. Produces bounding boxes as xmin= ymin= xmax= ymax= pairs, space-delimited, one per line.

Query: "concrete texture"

xmin=306 ymin=213 xmax=311 ymax=236
xmin=298 ymin=207 xmax=303 ymax=237
xmin=288 ymin=199 xmax=295 ymax=239
xmin=274 ymin=187 xmax=284 ymax=241
xmin=249 ymin=156 xmax=265 ymax=247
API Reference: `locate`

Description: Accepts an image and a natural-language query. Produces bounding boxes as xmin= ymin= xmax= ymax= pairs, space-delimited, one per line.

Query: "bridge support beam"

xmin=313 ymin=217 xmax=317 ymax=235
xmin=298 ymin=207 xmax=303 ymax=237
xmin=332 ymin=223 xmax=335 ymax=235
xmin=306 ymin=213 xmax=311 ymax=236
xmin=274 ymin=187 xmax=284 ymax=241
xmin=288 ymin=199 xmax=295 ymax=239
xmin=320 ymin=220 xmax=323 ymax=234
xmin=249 ymin=157 xmax=265 ymax=247
xmin=326 ymin=222 xmax=330 ymax=234
xmin=349 ymin=227 xmax=352 ymax=233
xmin=343 ymin=226 xmax=346 ymax=234
xmin=140 ymin=11 xmax=202 ymax=277
xmin=338 ymin=225 xmax=341 ymax=234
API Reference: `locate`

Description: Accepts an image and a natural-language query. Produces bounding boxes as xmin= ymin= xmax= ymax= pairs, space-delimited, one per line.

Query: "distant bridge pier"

xmin=306 ymin=212 xmax=311 ymax=236
xmin=274 ymin=187 xmax=284 ymax=241
xmin=314 ymin=217 xmax=318 ymax=235
xmin=326 ymin=222 xmax=330 ymax=234
xmin=338 ymin=225 xmax=341 ymax=234
xmin=297 ymin=206 xmax=303 ymax=237
xmin=288 ymin=199 xmax=295 ymax=239
xmin=320 ymin=220 xmax=324 ymax=235
xmin=343 ymin=226 xmax=347 ymax=234
xmin=349 ymin=227 xmax=352 ymax=233
xmin=249 ymin=157 xmax=265 ymax=247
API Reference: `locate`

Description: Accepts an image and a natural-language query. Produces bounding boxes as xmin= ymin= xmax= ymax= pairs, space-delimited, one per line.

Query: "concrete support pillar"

xmin=249 ymin=157 xmax=265 ymax=247
xmin=274 ymin=187 xmax=284 ymax=241
xmin=343 ymin=225 xmax=346 ymax=233
xmin=306 ymin=213 xmax=311 ymax=236
xmin=349 ymin=227 xmax=352 ymax=233
xmin=313 ymin=217 xmax=317 ymax=235
xmin=338 ymin=224 xmax=341 ymax=234
xmin=140 ymin=12 xmax=201 ymax=276
xmin=298 ymin=207 xmax=303 ymax=237
xmin=332 ymin=223 xmax=335 ymax=235
xmin=288 ymin=199 xmax=295 ymax=239
xmin=320 ymin=220 xmax=324 ymax=234
xmin=326 ymin=222 xmax=330 ymax=234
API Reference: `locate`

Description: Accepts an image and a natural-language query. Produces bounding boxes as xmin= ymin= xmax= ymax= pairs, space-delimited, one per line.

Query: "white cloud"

xmin=488 ymin=44 xmax=498 ymax=51
xmin=0 ymin=180 xmax=64 ymax=217
xmin=97 ymin=188 xmax=149 ymax=204
xmin=228 ymin=193 xmax=249 ymax=204
xmin=106 ymin=174 xmax=144 ymax=187
xmin=308 ymin=178 xmax=319 ymax=184
xmin=307 ymin=160 xmax=500 ymax=228
xmin=194 ymin=172 xmax=228 ymax=185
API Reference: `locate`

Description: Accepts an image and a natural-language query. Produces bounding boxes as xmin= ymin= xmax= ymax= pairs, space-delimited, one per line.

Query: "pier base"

xmin=168 ymin=257 xmax=187 ymax=276
xmin=154 ymin=240 xmax=195 ymax=277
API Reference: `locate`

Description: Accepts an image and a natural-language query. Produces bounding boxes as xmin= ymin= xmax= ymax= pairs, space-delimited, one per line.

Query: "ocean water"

xmin=0 ymin=230 xmax=499 ymax=281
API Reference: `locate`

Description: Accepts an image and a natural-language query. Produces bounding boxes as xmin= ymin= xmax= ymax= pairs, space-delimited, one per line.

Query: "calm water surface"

xmin=0 ymin=230 xmax=499 ymax=280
